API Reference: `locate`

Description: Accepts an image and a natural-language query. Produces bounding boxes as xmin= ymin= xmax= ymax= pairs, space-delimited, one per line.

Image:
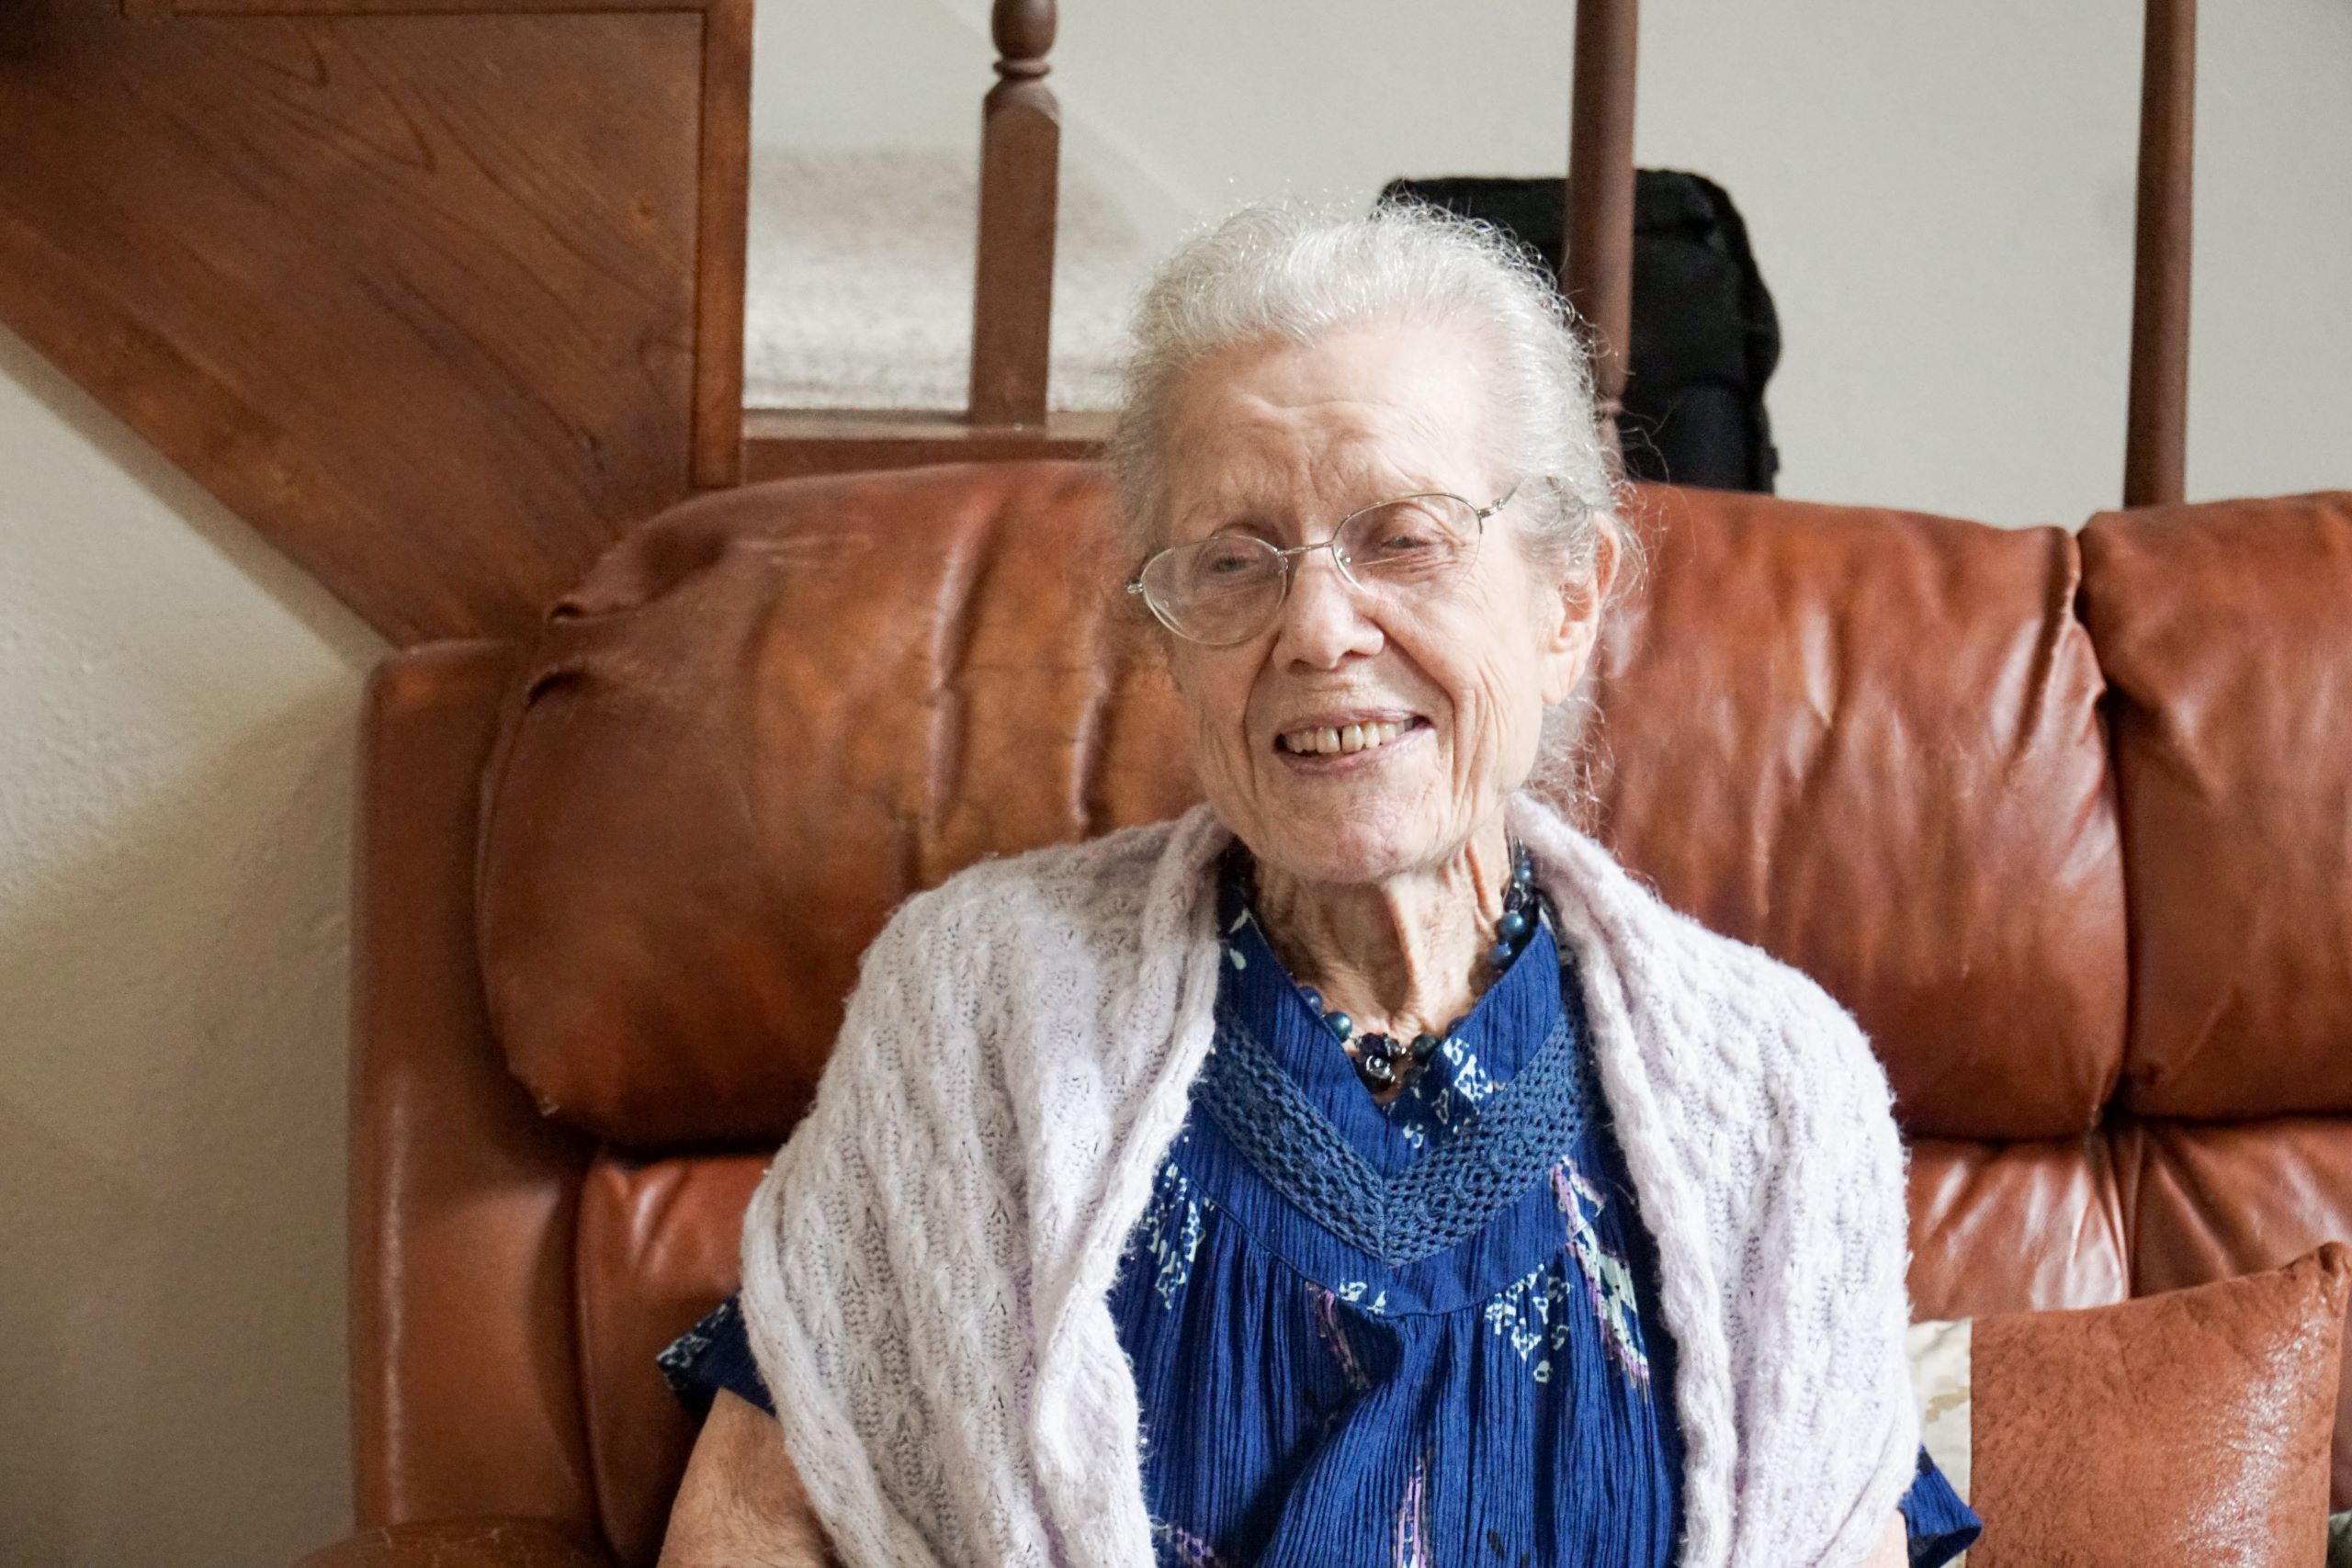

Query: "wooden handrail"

xmin=692 ymin=0 xmax=752 ymax=486
xmin=968 ymin=0 xmax=1060 ymax=427
xmin=1564 ymin=0 xmax=1638 ymax=456
xmin=2125 ymin=0 xmax=2196 ymax=507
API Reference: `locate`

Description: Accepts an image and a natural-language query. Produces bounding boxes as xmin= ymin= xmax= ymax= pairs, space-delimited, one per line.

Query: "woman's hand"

xmin=656 ymin=1389 xmax=836 ymax=1568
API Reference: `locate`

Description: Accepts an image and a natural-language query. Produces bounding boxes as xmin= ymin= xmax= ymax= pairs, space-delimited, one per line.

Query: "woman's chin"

xmin=1238 ymin=810 xmax=1456 ymax=889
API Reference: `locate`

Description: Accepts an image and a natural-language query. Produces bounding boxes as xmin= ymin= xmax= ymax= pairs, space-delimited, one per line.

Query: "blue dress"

xmin=663 ymin=863 xmax=1980 ymax=1566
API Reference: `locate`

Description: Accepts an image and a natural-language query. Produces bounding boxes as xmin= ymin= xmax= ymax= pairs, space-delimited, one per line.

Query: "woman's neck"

xmin=1251 ymin=818 xmax=1516 ymax=1042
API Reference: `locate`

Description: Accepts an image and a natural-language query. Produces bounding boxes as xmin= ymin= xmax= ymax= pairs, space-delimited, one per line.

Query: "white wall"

xmin=0 ymin=326 xmax=382 ymax=1566
xmin=752 ymin=0 xmax=2352 ymax=525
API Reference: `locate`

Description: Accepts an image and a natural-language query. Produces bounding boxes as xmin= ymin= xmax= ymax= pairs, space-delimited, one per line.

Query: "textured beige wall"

xmin=0 ymin=326 xmax=383 ymax=1566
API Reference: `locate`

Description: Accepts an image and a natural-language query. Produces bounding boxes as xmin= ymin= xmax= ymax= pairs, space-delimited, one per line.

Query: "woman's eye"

xmin=1357 ymin=502 xmax=1445 ymax=551
xmin=1191 ymin=541 xmax=1265 ymax=582
xmin=1366 ymin=521 xmax=1439 ymax=555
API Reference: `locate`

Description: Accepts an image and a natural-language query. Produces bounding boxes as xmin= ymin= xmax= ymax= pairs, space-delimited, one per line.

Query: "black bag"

xmin=1377 ymin=172 xmax=1781 ymax=493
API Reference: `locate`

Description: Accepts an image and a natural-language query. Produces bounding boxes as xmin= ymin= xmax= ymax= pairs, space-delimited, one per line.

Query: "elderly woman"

xmin=655 ymin=204 xmax=1978 ymax=1568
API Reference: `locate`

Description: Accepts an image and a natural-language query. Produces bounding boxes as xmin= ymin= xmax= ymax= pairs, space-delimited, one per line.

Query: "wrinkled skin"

xmin=1153 ymin=317 xmax=1605 ymax=1051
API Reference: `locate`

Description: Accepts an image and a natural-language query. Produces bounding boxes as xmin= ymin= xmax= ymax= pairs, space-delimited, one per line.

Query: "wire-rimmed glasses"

xmin=1126 ymin=488 xmax=1515 ymax=646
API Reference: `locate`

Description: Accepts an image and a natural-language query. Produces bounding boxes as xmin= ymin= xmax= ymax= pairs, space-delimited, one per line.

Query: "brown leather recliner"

xmin=297 ymin=463 xmax=2352 ymax=1567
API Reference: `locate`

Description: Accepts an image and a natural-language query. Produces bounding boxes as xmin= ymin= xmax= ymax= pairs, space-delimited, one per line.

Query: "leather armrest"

xmin=294 ymin=1517 xmax=615 ymax=1568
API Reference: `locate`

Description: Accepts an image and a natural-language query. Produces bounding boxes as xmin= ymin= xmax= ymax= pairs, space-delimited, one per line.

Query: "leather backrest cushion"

xmin=1594 ymin=487 xmax=2124 ymax=1138
xmin=480 ymin=467 xmax=2125 ymax=1146
xmin=2080 ymin=492 xmax=2352 ymax=1121
xmin=1965 ymin=1243 xmax=2350 ymax=1564
xmin=477 ymin=463 xmax=1196 ymax=1147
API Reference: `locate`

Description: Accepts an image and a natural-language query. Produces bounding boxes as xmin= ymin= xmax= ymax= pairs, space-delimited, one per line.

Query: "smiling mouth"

xmin=1276 ymin=718 xmax=1422 ymax=757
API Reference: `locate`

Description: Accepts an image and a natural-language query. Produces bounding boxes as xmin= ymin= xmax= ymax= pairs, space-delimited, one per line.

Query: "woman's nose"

xmin=1270 ymin=547 xmax=1383 ymax=668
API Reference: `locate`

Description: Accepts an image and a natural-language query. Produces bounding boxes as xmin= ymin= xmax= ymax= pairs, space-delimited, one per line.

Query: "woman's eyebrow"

xmin=1193 ymin=513 xmax=1285 ymax=548
xmin=1322 ymin=446 xmax=1445 ymax=503
xmin=1178 ymin=461 xmax=1450 ymax=537
xmin=1176 ymin=487 xmax=1283 ymax=530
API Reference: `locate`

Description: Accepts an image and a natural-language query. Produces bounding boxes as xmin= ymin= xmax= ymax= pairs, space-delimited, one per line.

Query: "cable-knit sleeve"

xmin=736 ymin=888 xmax=1050 ymax=1568
xmin=1741 ymin=977 xmax=1921 ymax=1567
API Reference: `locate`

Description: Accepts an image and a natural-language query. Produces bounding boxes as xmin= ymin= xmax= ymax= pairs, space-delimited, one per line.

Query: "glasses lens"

xmin=1337 ymin=495 xmax=1482 ymax=588
xmin=1140 ymin=534 xmax=1285 ymax=644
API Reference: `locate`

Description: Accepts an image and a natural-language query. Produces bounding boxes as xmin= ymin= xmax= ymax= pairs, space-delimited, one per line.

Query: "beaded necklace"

xmin=1227 ymin=840 xmax=1547 ymax=1094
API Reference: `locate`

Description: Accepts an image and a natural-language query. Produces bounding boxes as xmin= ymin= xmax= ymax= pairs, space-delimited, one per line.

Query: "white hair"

xmin=1106 ymin=198 xmax=1639 ymax=811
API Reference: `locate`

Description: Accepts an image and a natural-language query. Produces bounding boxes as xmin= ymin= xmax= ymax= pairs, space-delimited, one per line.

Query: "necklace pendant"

xmin=1232 ymin=836 xmax=1542 ymax=1100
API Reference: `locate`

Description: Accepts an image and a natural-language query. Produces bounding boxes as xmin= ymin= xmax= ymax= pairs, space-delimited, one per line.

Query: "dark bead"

xmin=1497 ymin=909 xmax=1531 ymax=942
xmin=1325 ymin=1011 xmax=1352 ymax=1041
xmin=1487 ymin=942 xmax=1515 ymax=968
xmin=1512 ymin=858 xmax=1534 ymax=886
xmin=1409 ymin=1032 xmax=1440 ymax=1061
xmin=1359 ymin=1054 xmax=1397 ymax=1087
xmin=1298 ymin=986 xmax=1322 ymax=1012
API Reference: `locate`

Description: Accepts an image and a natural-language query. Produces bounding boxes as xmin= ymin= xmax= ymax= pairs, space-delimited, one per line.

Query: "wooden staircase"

xmin=0 ymin=0 xmax=2199 ymax=647
xmin=1 ymin=0 xmax=754 ymax=643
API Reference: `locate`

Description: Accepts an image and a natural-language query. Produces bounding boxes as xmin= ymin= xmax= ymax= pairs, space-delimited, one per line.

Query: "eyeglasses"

xmin=1126 ymin=488 xmax=1515 ymax=646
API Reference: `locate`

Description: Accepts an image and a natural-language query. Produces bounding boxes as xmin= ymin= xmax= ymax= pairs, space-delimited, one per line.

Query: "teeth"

xmin=1281 ymin=720 xmax=1410 ymax=756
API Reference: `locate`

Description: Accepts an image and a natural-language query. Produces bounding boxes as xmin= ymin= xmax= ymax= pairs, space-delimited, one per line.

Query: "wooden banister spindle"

xmin=2125 ymin=0 xmax=2196 ymax=507
xmin=968 ymin=0 xmax=1060 ymax=427
xmin=1565 ymin=0 xmax=1639 ymax=456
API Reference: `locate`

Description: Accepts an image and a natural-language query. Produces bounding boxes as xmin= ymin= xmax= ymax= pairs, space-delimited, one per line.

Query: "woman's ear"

xmin=1537 ymin=525 xmax=1621 ymax=707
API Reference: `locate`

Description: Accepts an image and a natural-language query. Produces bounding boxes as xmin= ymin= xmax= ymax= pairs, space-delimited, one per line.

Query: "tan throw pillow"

xmin=1910 ymin=1243 xmax=2351 ymax=1568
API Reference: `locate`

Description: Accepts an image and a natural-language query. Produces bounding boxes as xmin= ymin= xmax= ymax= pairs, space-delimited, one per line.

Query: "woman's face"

xmin=1154 ymin=320 xmax=1602 ymax=886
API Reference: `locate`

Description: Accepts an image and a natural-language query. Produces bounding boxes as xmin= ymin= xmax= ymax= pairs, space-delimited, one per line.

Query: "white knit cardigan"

xmin=740 ymin=795 xmax=1920 ymax=1568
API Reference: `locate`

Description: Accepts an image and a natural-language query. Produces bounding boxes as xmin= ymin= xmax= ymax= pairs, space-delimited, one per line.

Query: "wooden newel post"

xmin=968 ymin=0 xmax=1060 ymax=428
xmin=1565 ymin=0 xmax=1638 ymax=457
xmin=2124 ymin=0 xmax=2195 ymax=507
